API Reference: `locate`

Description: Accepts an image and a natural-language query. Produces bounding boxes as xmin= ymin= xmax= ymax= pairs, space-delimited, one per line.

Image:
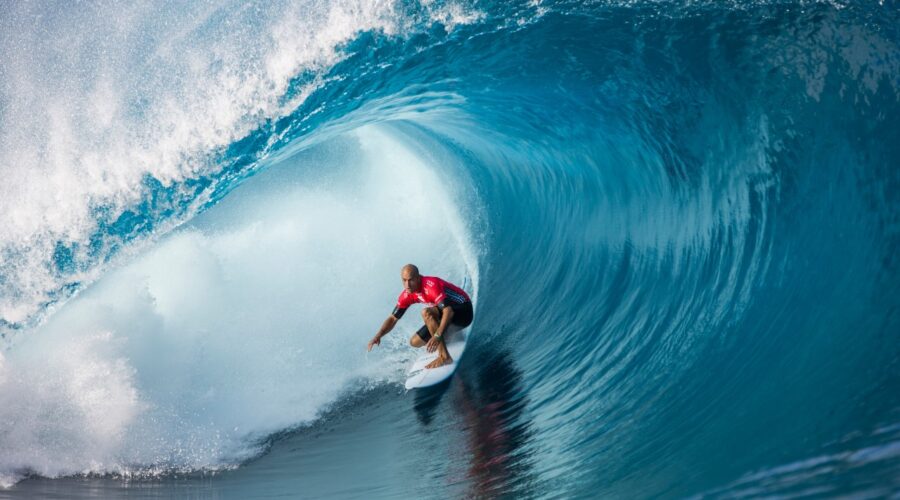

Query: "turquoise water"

xmin=1 ymin=0 xmax=899 ymax=497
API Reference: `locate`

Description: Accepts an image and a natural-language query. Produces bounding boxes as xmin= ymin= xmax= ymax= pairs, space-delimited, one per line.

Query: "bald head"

xmin=401 ymin=264 xmax=421 ymax=293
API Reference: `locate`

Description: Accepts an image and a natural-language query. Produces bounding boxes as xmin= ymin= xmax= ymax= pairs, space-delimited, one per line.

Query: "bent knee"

xmin=410 ymin=334 xmax=424 ymax=347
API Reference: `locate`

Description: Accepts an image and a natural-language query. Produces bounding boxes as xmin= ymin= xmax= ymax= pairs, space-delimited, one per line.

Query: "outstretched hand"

xmin=367 ymin=336 xmax=381 ymax=351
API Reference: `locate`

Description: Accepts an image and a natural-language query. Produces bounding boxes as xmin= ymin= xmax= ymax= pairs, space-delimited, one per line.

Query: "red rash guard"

xmin=392 ymin=276 xmax=471 ymax=319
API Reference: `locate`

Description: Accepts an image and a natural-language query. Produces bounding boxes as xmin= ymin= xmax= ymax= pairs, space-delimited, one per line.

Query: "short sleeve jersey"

xmin=392 ymin=276 xmax=471 ymax=319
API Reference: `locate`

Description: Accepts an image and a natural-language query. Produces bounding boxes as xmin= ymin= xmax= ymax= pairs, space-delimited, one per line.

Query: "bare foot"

xmin=425 ymin=356 xmax=452 ymax=369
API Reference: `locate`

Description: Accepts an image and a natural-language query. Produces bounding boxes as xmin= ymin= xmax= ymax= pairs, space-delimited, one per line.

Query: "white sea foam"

xmin=0 ymin=0 xmax=481 ymax=329
xmin=0 ymin=126 xmax=479 ymax=485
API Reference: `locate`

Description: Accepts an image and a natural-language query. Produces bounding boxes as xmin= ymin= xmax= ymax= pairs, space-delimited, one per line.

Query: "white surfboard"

xmin=404 ymin=325 xmax=469 ymax=390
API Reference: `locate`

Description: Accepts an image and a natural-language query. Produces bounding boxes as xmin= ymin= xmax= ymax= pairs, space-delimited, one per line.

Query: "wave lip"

xmin=0 ymin=0 xmax=487 ymax=336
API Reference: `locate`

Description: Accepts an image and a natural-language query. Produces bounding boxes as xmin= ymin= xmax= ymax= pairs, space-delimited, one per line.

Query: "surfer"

xmin=367 ymin=264 xmax=473 ymax=369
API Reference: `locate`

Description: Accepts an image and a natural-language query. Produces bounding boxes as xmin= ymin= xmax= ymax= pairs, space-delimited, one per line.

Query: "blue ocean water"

xmin=1 ymin=0 xmax=899 ymax=497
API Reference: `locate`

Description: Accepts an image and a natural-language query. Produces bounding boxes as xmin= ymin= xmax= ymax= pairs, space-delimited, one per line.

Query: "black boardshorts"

xmin=416 ymin=301 xmax=474 ymax=342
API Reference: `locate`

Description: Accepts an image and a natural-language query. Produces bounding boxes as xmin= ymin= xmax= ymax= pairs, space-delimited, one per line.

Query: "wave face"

xmin=2 ymin=0 xmax=899 ymax=496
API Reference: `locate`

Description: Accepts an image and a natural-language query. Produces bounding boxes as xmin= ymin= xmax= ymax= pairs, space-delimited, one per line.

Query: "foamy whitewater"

xmin=1 ymin=0 xmax=899 ymax=497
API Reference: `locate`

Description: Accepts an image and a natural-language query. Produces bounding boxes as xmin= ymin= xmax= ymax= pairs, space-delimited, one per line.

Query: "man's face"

xmin=402 ymin=270 xmax=421 ymax=293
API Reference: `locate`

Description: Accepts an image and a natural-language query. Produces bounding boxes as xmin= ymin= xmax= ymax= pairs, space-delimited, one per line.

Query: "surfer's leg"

xmin=408 ymin=307 xmax=441 ymax=347
xmin=421 ymin=307 xmax=441 ymax=334
xmin=422 ymin=307 xmax=452 ymax=367
xmin=410 ymin=329 xmax=426 ymax=347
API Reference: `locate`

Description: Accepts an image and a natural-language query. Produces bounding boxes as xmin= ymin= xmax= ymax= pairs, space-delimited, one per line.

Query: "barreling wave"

xmin=1 ymin=0 xmax=898 ymax=496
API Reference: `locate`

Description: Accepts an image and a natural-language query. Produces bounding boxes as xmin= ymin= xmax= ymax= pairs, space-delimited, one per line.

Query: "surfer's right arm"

xmin=367 ymin=311 xmax=402 ymax=351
